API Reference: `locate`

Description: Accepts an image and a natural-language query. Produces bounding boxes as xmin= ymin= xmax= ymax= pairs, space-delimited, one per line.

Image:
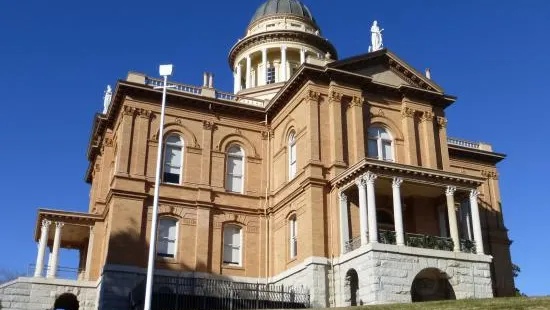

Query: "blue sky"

xmin=0 ymin=0 xmax=549 ymax=296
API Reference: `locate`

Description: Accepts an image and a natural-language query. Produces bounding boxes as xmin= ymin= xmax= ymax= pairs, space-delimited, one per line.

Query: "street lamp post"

xmin=144 ymin=64 xmax=173 ymax=310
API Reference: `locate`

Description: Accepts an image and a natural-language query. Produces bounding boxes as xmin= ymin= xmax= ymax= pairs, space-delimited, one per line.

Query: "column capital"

xmin=392 ymin=177 xmax=403 ymax=188
xmin=363 ymin=171 xmax=377 ymax=184
xmin=420 ymin=111 xmax=434 ymax=123
xmin=470 ymin=189 xmax=480 ymax=199
xmin=355 ymin=177 xmax=367 ymax=188
xmin=55 ymin=222 xmax=64 ymax=229
xmin=445 ymin=186 xmax=456 ymax=196
xmin=281 ymin=45 xmax=287 ymax=50
xmin=437 ymin=116 xmax=448 ymax=128
xmin=348 ymin=96 xmax=364 ymax=108
xmin=401 ymin=107 xmax=415 ymax=119
xmin=307 ymin=90 xmax=321 ymax=102
xmin=41 ymin=219 xmax=52 ymax=229
xmin=338 ymin=191 xmax=348 ymax=203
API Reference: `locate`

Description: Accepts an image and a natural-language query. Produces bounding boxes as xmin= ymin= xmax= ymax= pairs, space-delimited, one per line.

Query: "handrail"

xmin=27 ymin=264 xmax=84 ymax=280
xmin=447 ymin=137 xmax=480 ymax=149
xmin=145 ymin=77 xmax=202 ymax=95
xmin=215 ymin=91 xmax=266 ymax=107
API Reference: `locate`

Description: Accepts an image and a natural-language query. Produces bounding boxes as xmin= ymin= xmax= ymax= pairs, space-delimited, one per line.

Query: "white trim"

xmin=162 ymin=134 xmax=184 ymax=185
xmin=225 ymin=145 xmax=245 ymax=194
xmin=223 ymin=224 xmax=243 ymax=267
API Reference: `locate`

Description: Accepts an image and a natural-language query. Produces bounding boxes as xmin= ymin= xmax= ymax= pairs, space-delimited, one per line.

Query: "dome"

xmin=250 ymin=0 xmax=316 ymax=25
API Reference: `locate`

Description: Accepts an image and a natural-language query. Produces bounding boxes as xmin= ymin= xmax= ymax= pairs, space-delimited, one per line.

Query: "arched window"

xmin=367 ymin=127 xmax=394 ymax=161
xmin=223 ymin=224 xmax=242 ymax=266
xmin=163 ymin=134 xmax=184 ymax=184
xmin=226 ymin=145 xmax=244 ymax=193
xmin=288 ymin=131 xmax=297 ymax=180
xmin=289 ymin=215 xmax=298 ymax=259
xmin=157 ymin=218 xmax=178 ymax=258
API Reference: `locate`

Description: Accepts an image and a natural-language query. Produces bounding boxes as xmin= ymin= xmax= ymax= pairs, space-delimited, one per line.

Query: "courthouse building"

xmin=0 ymin=0 xmax=515 ymax=309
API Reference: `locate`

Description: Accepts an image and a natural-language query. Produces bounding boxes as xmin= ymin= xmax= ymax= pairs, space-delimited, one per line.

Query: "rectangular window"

xmin=226 ymin=156 xmax=243 ymax=193
xmin=367 ymin=139 xmax=378 ymax=159
xmin=266 ymin=67 xmax=276 ymax=84
xmin=382 ymin=140 xmax=393 ymax=161
xmin=223 ymin=226 xmax=242 ymax=265
xmin=163 ymin=144 xmax=182 ymax=184
xmin=157 ymin=219 xmax=177 ymax=258
xmin=290 ymin=218 xmax=297 ymax=259
xmin=289 ymin=143 xmax=297 ymax=179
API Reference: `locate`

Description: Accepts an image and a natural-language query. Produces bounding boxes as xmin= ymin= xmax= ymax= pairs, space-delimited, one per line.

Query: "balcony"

xmin=344 ymin=230 xmax=476 ymax=254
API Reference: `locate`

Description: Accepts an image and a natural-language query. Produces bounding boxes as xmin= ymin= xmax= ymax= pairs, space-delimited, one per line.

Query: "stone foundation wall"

xmin=0 ymin=277 xmax=98 ymax=310
xmin=333 ymin=243 xmax=493 ymax=307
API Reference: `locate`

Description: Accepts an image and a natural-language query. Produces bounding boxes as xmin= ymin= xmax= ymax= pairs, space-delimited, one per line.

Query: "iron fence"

xmin=129 ymin=275 xmax=310 ymax=310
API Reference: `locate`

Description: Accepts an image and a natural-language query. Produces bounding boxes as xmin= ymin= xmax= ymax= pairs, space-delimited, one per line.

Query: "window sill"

xmin=156 ymin=256 xmax=177 ymax=262
xmin=222 ymin=264 xmax=244 ymax=270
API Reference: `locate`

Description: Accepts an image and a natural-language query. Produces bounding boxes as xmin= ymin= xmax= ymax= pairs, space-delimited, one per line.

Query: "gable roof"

xmin=328 ymin=49 xmax=444 ymax=93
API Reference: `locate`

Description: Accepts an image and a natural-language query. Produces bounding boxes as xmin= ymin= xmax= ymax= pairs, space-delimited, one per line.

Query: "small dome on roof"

xmin=250 ymin=0 xmax=316 ymax=25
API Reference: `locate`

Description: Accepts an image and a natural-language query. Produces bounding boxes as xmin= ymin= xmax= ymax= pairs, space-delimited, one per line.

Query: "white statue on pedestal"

xmin=369 ymin=20 xmax=384 ymax=52
xmin=102 ymin=85 xmax=112 ymax=114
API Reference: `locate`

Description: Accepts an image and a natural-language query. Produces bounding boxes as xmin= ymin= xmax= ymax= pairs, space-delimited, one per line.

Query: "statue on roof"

xmin=369 ymin=20 xmax=384 ymax=52
xmin=102 ymin=85 xmax=112 ymax=114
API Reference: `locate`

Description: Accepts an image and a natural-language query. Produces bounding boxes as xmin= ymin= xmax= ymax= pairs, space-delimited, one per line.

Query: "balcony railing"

xmin=215 ymin=91 xmax=266 ymax=107
xmin=447 ymin=137 xmax=480 ymax=149
xmin=27 ymin=264 xmax=84 ymax=280
xmin=344 ymin=230 xmax=476 ymax=254
xmin=145 ymin=77 xmax=203 ymax=95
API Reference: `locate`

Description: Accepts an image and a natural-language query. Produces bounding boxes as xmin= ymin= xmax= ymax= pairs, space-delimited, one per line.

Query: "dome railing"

xmin=215 ymin=90 xmax=267 ymax=108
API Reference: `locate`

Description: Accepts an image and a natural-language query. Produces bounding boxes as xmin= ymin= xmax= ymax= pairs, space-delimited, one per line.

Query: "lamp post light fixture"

xmin=144 ymin=64 xmax=173 ymax=310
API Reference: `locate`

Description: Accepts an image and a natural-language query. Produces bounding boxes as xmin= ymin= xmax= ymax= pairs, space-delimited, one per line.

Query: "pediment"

xmin=329 ymin=49 xmax=443 ymax=93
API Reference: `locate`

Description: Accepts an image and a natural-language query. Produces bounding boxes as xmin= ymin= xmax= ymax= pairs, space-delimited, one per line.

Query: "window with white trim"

xmin=226 ymin=145 xmax=244 ymax=193
xmin=157 ymin=218 xmax=178 ymax=258
xmin=223 ymin=225 xmax=242 ymax=266
xmin=289 ymin=215 xmax=297 ymax=259
xmin=288 ymin=131 xmax=297 ymax=180
xmin=367 ymin=127 xmax=394 ymax=161
xmin=163 ymin=134 xmax=183 ymax=184
xmin=266 ymin=67 xmax=276 ymax=84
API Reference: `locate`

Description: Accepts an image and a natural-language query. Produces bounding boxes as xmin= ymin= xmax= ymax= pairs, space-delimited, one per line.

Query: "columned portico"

xmin=470 ymin=190 xmax=484 ymax=254
xmin=47 ymin=222 xmax=64 ymax=278
xmin=445 ymin=186 xmax=461 ymax=252
xmin=365 ymin=172 xmax=378 ymax=243
xmin=392 ymin=177 xmax=405 ymax=246
xmin=355 ymin=177 xmax=369 ymax=246
xmin=34 ymin=219 xmax=51 ymax=277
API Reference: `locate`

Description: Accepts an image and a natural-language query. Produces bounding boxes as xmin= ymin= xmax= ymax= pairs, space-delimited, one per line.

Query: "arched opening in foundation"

xmin=411 ymin=268 xmax=456 ymax=302
xmin=344 ymin=268 xmax=359 ymax=306
xmin=54 ymin=293 xmax=79 ymax=310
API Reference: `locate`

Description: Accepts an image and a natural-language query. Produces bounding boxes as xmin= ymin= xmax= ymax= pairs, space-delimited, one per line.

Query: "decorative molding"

xmin=392 ymin=177 xmax=403 ymax=188
xmin=235 ymin=128 xmax=242 ymax=135
xmin=437 ymin=116 xmax=448 ymax=128
xmin=41 ymin=219 xmax=52 ymax=229
xmin=388 ymin=58 xmax=435 ymax=91
xmin=338 ymin=192 xmax=347 ymax=203
xmin=420 ymin=111 xmax=434 ymax=123
xmin=103 ymin=137 xmax=113 ymax=147
xmin=481 ymin=170 xmax=499 ymax=180
xmin=329 ymin=91 xmax=343 ymax=103
xmin=363 ymin=171 xmax=377 ymax=184
xmin=55 ymin=222 xmax=65 ymax=229
xmin=306 ymin=90 xmax=321 ymax=102
xmin=136 ymin=108 xmax=152 ymax=119
xmin=122 ymin=105 xmax=136 ymax=116
xmin=470 ymin=190 xmax=480 ymax=199
xmin=203 ymin=121 xmax=217 ymax=131
xmin=355 ymin=176 xmax=367 ymax=188
xmin=401 ymin=107 xmax=415 ymax=119
xmin=348 ymin=96 xmax=364 ymax=108
xmin=445 ymin=186 xmax=456 ymax=196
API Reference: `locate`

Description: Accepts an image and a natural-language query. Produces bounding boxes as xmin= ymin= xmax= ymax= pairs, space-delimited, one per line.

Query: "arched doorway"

xmin=54 ymin=293 xmax=79 ymax=310
xmin=411 ymin=268 xmax=456 ymax=302
xmin=344 ymin=269 xmax=359 ymax=306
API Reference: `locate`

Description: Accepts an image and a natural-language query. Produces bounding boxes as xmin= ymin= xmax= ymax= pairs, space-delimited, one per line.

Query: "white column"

xmin=234 ymin=63 xmax=242 ymax=94
xmin=470 ymin=190 xmax=484 ymax=254
xmin=355 ymin=177 xmax=368 ymax=246
xmin=445 ymin=186 xmax=461 ymax=252
xmin=34 ymin=219 xmax=51 ymax=277
xmin=365 ymin=171 xmax=378 ymax=243
xmin=339 ymin=192 xmax=350 ymax=253
xmin=84 ymin=226 xmax=95 ymax=280
xmin=47 ymin=222 xmax=64 ymax=278
xmin=392 ymin=177 xmax=405 ymax=246
xmin=281 ymin=45 xmax=287 ymax=81
xmin=262 ymin=48 xmax=268 ymax=86
xmin=300 ymin=48 xmax=306 ymax=64
xmin=245 ymin=55 xmax=252 ymax=89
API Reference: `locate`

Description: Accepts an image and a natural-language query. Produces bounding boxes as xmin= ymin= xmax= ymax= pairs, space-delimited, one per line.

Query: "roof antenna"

xmin=425 ymin=68 xmax=431 ymax=80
